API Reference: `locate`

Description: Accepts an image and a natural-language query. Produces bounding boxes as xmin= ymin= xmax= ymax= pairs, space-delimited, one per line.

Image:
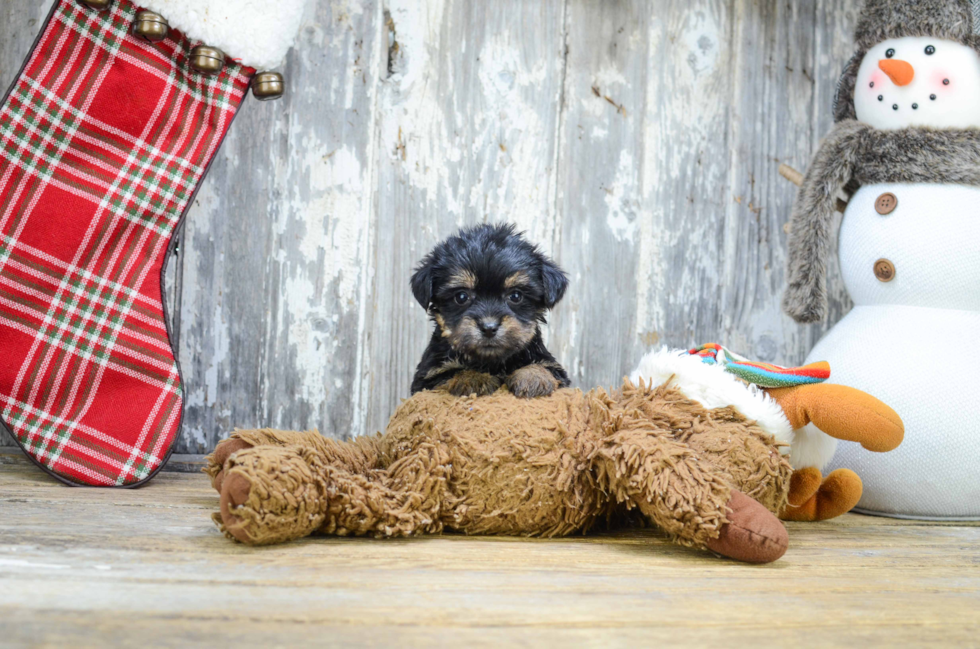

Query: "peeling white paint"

xmin=681 ymin=12 xmax=720 ymax=78
xmin=604 ymin=149 xmax=639 ymax=242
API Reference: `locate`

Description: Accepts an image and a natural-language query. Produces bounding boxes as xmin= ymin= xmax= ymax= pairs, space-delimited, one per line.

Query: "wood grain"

xmin=0 ymin=0 xmax=862 ymax=452
xmin=1 ymin=456 xmax=978 ymax=646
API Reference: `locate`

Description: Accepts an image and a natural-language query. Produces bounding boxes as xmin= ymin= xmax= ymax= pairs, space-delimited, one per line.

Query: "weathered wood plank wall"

xmin=0 ymin=0 xmax=859 ymax=453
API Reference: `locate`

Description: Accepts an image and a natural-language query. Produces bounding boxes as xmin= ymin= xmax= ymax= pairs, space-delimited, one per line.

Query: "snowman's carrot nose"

xmin=879 ymin=59 xmax=915 ymax=86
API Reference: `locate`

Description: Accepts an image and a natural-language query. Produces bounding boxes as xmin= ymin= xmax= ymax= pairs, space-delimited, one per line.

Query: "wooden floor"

xmin=1 ymin=452 xmax=978 ymax=647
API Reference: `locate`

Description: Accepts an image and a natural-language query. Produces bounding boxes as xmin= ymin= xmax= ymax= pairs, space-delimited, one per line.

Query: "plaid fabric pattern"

xmin=0 ymin=0 xmax=252 ymax=485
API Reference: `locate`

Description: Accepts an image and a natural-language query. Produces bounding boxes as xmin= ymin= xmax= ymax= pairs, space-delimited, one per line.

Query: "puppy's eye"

xmin=454 ymin=291 xmax=470 ymax=305
xmin=885 ymin=48 xmax=895 ymax=58
xmin=507 ymin=290 xmax=523 ymax=304
xmin=925 ymin=45 xmax=935 ymax=55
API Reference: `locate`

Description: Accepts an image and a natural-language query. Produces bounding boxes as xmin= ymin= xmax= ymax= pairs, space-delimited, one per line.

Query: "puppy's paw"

xmin=443 ymin=370 xmax=502 ymax=397
xmin=507 ymin=364 xmax=559 ymax=398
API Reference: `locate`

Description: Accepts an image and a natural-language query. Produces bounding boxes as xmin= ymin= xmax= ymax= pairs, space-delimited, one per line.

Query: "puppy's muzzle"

xmin=477 ymin=318 xmax=500 ymax=338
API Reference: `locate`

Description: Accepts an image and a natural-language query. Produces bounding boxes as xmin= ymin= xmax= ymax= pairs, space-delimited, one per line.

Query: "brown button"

xmin=875 ymin=192 xmax=898 ymax=215
xmin=79 ymin=0 xmax=112 ymax=9
xmin=874 ymin=258 xmax=896 ymax=282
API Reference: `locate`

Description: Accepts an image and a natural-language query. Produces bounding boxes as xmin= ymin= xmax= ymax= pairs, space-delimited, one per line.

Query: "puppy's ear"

xmin=540 ymin=258 xmax=568 ymax=308
xmin=411 ymin=261 xmax=435 ymax=310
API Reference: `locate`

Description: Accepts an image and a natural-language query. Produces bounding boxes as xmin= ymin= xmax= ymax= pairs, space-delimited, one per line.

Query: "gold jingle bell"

xmin=78 ymin=0 xmax=112 ymax=10
xmin=132 ymin=11 xmax=170 ymax=43
xmin=251 ymin=72 xmax=285 ymax=101
xmin=189 ymin=46 xmax=225 ymax=75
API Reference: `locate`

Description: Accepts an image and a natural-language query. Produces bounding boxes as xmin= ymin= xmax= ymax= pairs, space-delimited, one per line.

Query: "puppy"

xmin=410 ymin=223 xmax=570 ymax=398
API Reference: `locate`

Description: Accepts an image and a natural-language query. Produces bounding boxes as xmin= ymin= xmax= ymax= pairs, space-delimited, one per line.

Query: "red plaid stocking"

xmin=0 ymin=0 xmax=256 ymax=486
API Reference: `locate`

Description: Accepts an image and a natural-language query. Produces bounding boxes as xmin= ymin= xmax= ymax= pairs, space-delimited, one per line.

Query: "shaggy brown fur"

xmin=783 ymin=121 xmax=980 ymax=322
xmin=206 ymin=381 xmax=792 ymax=558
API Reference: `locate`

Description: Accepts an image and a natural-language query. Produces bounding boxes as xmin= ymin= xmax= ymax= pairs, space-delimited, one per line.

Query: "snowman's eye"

xmin=925 ymin=45 xmax=936 ymax=55
xmin=885 ymin=48 xmax=896 ymax=58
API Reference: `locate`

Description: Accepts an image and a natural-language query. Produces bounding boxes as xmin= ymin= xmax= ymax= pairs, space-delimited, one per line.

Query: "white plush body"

xmin=141 ymin=0 xmax=309 ymax=70
xmin=630 ymin=349 xmax=795 ymax=456
xmin=809 ymin=183 xmax=980 ymax=519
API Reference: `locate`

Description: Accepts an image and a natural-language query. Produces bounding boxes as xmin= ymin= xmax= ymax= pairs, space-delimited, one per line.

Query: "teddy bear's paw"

xmin=780 ymin=468 xmax=862 ymax=522
xmin=443 ymin=370 xmax=502 ymax=397
xmin=218 ymin=446 xmax=328 ymax=546
xmin=507 ymin=364 xmax=559 ymax=399
xmin=205 ymin=437 xmax=253 ymax=492
xmin=706 ymin=491 xmax=789 ymax=564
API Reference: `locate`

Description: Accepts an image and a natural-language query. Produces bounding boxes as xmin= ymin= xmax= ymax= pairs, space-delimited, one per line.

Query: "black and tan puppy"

xmin=410 ymin=223 xmax=570 ymax=398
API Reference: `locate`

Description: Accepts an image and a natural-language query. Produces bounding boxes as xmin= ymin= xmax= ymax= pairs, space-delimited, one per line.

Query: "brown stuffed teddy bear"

xmin=205 ymin=361 xmax=902 ymax=564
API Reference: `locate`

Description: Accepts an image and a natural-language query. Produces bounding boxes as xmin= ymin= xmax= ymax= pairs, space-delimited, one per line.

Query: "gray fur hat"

xmin=834 ymin=0 xmax=980 ymax=121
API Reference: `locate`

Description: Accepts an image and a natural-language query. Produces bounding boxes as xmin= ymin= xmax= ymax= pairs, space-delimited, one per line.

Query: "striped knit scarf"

xmin=688 ymin=343 xmax=830 ymax=388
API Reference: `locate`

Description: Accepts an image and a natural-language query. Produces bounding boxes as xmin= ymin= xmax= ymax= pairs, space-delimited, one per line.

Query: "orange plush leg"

xmin=780 ymin=468 xmax=863 ymax=522
xmin=787 ymin=466 xmax=822 ymax=507
xmin=767 ymin=384 xmax=904 ymax=452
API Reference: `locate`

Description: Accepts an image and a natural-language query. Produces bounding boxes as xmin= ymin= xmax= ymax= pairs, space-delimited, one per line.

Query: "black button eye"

xmin=454 ymin=291 xmax=470 ymax=305
xmin=507 ymin=290 xmax=523 ymax=304
xmin=885 ymin=48 xmax=895 ymax=58
xmin=925 ymin=45 xmax=935 ymax=55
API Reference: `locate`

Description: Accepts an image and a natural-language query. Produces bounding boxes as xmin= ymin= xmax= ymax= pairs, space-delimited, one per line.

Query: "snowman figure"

xmin=783 ymin=0 xmax=980 ymax=519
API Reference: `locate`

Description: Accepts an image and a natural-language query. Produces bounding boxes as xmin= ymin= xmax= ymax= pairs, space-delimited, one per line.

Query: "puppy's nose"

xmin=478 ymin=319 xmax=500 ymax=337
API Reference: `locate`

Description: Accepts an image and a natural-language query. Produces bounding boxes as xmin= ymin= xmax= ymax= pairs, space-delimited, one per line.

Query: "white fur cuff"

xmin=630 ymin=348 xmax=794 ymax=451
xmin=141 ymin=0 xmax=309 ymax=70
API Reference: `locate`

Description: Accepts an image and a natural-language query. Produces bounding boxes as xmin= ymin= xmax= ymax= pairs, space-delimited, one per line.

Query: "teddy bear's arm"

xmin=213 ymin=430 xmax=450 ymax=545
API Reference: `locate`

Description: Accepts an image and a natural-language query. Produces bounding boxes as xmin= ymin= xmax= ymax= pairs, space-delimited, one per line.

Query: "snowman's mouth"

xmin=875 ymin=93 xmax=937 ymax=112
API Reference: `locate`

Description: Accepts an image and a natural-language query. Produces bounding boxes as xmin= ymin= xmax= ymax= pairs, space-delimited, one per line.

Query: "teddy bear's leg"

xmin=318 ymin=439 xmax=450 ymax=538
xmin=206 ymin=438 xmax=253 ymax=492
xmin=704 ymin=491 xmax=791 ymax=563
xmin=216 ymin=437 xmax=449 ymax=545
xmin=217 ymin=445 xmax=331 ymax=545
xmin=780 ymin=468 xmax=863 ymax=522
xmin=596 ymin=432 xmax=788 ymax=563
xmin=205 ymin=429 xmax=372 ymax=492
xmin=766 ymin=384 xmax=904 ymax=452
xmin=673 ymin=409 xmax=792 ymax=515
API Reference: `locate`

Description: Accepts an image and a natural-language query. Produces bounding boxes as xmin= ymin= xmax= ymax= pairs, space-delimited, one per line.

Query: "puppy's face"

xmin=411 ymin=224 xmax=568 ymax=361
